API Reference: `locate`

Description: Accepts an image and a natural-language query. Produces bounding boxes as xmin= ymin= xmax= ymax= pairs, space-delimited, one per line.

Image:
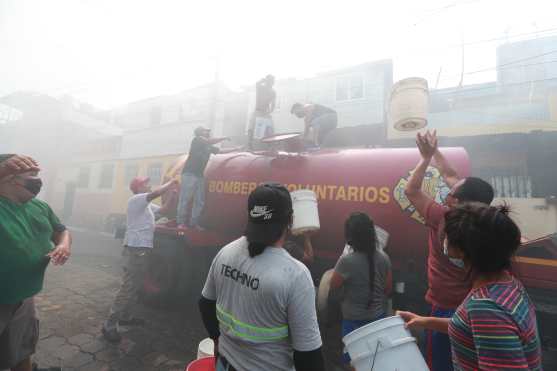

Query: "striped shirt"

xmin=448 ymin=276 xmax=542 ymax=370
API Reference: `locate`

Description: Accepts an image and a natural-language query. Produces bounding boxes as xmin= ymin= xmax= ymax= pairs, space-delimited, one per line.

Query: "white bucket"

xmin=197 ymin=338 xmax=214 ymax=359
xmin=290 ymin=190 xmax=320 ymax=235
xmin=343 ymin=315 xmax=428 ymax=371
xmin=389 ymin=77 xmax=429 ymax=131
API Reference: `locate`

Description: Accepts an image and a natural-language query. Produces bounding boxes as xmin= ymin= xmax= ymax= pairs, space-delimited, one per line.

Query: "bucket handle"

xmin=367 ymin=337 xmax=416 ymax=371
xmin=367 ymin=336 xmax=389 ymax=371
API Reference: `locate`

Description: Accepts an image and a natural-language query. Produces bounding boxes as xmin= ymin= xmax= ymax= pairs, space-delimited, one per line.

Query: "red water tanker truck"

xmin=149 ymin=140 xmax=557 ymax=354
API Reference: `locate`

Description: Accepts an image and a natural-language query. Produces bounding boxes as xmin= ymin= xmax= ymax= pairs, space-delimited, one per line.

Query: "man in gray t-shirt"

xmin=334 ymin=249 xmax=391 ymax=321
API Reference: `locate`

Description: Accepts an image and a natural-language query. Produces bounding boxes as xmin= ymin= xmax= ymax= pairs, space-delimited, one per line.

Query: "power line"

xmin=436 ymin=49 xmax=557 ymax=82
xmin=466 ymin=59 xmax=557 ymax=76
xmin=459 ymin=27 xmax=557 ymax=48
xmin=496 ymin=49 xmax=557 ymax=68
xmin=431 ymin=76 xmax=557 ymax=95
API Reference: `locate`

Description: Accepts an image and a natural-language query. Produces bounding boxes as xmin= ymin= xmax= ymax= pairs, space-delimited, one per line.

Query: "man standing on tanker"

xmin=404 ymin=130 xmax=494 ymax=371
xmin=177 ymin=126 xmax=238 ymax=229
xmin=249 ymin=74 xmax=276 ymax=149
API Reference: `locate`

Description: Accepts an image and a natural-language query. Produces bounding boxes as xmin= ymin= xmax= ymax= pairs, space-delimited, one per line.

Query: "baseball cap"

xmin=194 ymin=126 xmax=211 ymax=136
xmin=130 ymin=176 xmax=150 ymax=193
xmin=246 ymin=183 xmax=293 ymax=243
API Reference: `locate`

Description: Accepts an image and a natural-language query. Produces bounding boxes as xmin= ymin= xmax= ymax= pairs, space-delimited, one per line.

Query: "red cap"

xmin=130 ymin=176 xmax=150 ymax=193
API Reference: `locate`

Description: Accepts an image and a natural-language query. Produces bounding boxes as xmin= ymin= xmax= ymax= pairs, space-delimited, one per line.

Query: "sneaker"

xmin=102 ymin=326 xmax=122 ymax=343
xmin=119 ymin=317 xmax=146 ymax=326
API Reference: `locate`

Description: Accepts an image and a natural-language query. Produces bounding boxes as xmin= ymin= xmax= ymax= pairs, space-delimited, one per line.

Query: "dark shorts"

xmin=0 ymin=298 xmax=39 ymax=369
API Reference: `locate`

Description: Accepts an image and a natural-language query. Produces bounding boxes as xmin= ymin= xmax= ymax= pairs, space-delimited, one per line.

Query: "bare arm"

xmin=147 ymin=179 xmax=178 ymax=203
xmin=218 ymin=146 xmax=243 ymax=154
xmin=404 ymin=131 xmax=437 ymax=218
xmin=433 ymin=149 xmax=460 ymax=188
xmin=330 ymin=270 xmax=344 ymax=290
xmin=207 ymin=137 xmax=230 ymax=145
xmin=302 ymin=234 xmax=314 ymax=265
xmin=397 ymin=311 xmax=450 ymax=333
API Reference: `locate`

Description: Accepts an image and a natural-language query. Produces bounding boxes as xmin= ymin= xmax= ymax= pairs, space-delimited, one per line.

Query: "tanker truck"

xmin=147 ymin=135 xmax=557 ymax=360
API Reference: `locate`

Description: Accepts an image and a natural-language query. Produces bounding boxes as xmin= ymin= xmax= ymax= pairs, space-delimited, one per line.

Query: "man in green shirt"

xmin=0 ymin=154 xmax=72 ymax=371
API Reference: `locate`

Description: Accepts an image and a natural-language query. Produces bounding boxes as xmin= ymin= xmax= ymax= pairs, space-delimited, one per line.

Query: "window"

xmin=336 ymin=75 xmax=364 ymax=101
xmin=489 ymin=175 xmax=532 ymax=198
xmin=124 ymin=163 xmax=139 ymax=185
xmin=147 ymin=163 xmax=163 ymax=186
xmin=77 ymin=166 xmax=90 ymax=188
xmin=98 ymin=164 xmax=114 ymax=189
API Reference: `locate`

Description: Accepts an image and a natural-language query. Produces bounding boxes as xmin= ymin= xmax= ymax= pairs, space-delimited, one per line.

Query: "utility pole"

xmin=208 ymin=56 xmax=221 ymax=131
xmin=458 ymin=39 xmax=465 ymax=87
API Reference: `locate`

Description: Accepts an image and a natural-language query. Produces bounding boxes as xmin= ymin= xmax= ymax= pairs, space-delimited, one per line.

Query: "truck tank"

xmin=197 ymin=147 xmax=470 ymax=270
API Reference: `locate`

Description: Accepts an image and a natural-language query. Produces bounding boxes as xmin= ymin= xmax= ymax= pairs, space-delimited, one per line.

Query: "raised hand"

xmin=416 ymin=130 xmax=438 ymax=160
xmin=0 ymin=155 xmax=40 ymax=179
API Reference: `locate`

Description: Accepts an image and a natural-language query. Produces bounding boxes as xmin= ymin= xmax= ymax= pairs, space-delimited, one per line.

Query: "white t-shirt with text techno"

xmin=202 ymin=237 xmax=322 ymax=371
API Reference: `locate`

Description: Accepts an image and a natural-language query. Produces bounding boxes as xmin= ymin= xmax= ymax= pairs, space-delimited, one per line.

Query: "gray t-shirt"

xmin=334 ymin=249 xmax=391 ymax=320
xmin=202 ymin=237 xmax=322 ymax=371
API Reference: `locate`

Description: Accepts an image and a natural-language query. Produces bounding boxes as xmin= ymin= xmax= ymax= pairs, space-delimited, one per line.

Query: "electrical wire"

xmin=430 ymin=76 xmax=557 ymax=95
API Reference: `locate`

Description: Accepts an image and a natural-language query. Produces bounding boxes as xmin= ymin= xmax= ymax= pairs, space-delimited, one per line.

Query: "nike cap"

xmin=246 ymin=182 xmax=293 ymax=243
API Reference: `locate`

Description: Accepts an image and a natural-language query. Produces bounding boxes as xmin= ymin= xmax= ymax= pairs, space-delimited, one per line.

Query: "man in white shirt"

xmin=102 ymin=176 xmax=177 ymax=342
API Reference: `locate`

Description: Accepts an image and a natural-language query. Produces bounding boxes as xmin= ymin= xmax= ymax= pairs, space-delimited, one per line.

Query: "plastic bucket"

xmin=185 ymin=356 xmax=215 ymax=371
xmin=389 ymin=77 xmax=429 ymax=131
xmin=290 ymin=190 xmax=320 ymax=235
xmin=197 ymin=338 xmax=214 ymax=359
xmin=343 ymin=315 xmax=428 ymax=371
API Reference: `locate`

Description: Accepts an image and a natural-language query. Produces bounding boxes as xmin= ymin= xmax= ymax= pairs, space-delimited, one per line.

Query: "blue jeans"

xmin=177 ymin=173 xmax=206 ymax=226
xmin=425 ymin=305 xmax=455 ymax=371
xmin=341 ymin=314 xmax=386 ymax=364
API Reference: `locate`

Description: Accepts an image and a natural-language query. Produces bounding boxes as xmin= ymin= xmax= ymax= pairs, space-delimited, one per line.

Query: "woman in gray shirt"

xmin=330 ymin=212 xmax=392 ymax=367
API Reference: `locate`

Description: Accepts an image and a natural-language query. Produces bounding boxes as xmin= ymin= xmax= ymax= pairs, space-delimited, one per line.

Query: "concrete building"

xmin=0 ymin=93 xmax=122 ymax=227
xmin=242 ymin=61 xmax=393 ymax=146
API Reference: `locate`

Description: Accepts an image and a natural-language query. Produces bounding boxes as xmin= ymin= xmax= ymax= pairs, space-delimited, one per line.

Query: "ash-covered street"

xmin=32 ymin=229 xmax=205 ymax=371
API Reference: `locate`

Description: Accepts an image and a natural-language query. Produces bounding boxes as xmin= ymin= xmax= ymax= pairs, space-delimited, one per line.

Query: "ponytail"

xmin=345 ymin=212 xmax=377 ymax=295
xmin=245 ymin=216 xmax=290 ymax=258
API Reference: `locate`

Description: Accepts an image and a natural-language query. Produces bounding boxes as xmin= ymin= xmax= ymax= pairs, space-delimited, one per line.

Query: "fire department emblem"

xmin=393 ymin=166 xmax=450 ymax=224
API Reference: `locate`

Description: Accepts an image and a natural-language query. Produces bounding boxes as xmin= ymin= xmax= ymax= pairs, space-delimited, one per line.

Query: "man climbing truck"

xmin=148 ymin=142 xmax=557 ymax=367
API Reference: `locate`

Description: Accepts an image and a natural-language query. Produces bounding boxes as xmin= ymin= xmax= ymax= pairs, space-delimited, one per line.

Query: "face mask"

xmin=443 ymin=239 xmax=465 ymax=269
xmin=22 ymin=178 xmax=43 ymax=196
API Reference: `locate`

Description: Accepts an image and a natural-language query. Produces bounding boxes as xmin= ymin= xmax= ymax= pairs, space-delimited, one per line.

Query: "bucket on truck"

xmin=290 ymin=190 xmax=320 ymax=235
xmin=389 ymin=77 xmax=429 ymax=131
xmin=343 ymin=315 xmax=428 ymax=371
xmin=197 ymin=338 xmax=214 ymax=359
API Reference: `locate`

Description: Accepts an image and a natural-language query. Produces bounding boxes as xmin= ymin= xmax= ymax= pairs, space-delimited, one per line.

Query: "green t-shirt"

xmin=0 ymin=197 xmax=65 ymax=304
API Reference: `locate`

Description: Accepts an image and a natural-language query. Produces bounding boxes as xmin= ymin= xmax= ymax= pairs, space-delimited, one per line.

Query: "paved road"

xmin=33 ymin=229 xmax=205 ymax=371
xmin=31 ymin=228 xmax=557 ymax=370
